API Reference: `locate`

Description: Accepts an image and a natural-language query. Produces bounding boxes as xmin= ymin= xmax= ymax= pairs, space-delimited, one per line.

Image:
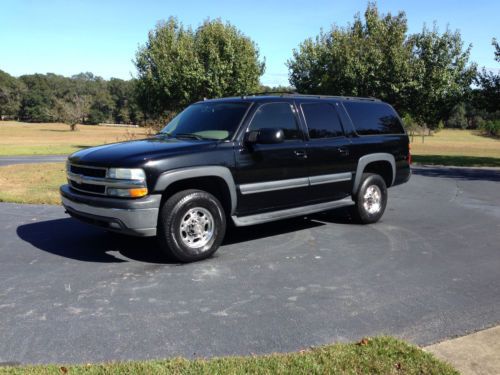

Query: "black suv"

xmin=60 ymin=94 xmax=411 ymax=262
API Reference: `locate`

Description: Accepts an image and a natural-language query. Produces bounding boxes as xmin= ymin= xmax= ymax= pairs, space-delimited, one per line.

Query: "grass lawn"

xmin=0 ymin=337 xmax=457 ymax=375
xmin=411 ymin=129 xmax=500 ymax=167
xmin=0 ymin=163 xmax=65 ymax=205
xmin=0 ymin=121 xmax=149 ymax=156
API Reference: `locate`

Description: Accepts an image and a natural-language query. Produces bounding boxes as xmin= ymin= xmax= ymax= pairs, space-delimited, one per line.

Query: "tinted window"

xmin=161 ymin=102 xmax=250 ymax=140
xmin=343 ymin=101 xmax=404 ymax=135
xmin=302 ymin=102 xmax=344 ymax=139
xmin=248 ymin=103 xmax=301 ymax=140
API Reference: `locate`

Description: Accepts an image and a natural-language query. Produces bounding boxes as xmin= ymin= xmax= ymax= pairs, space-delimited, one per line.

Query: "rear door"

xmin=298 ymin=100 xmax=356 ymax=202
xmin=233 ymin=101 xmax=310 ymax=215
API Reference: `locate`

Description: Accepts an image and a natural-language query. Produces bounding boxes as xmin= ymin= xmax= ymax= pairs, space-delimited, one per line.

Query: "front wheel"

xmin=157 ymin=189 xmax=226 ymax=262
xmin=351 ymin=173 xmax=387 ymax=224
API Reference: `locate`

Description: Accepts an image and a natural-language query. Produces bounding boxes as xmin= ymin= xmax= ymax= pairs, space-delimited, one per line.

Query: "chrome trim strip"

xmin=69 ymin=163 xmax=107 ymax=171
xmin=240 ymin=177 xmax=310 ymax=195
xmin=67 ymin=171 xmax=146 ymax=188
xmin=232 ymin=197 xmax=354 ymax=226
xmin=309 ymin=172 xmax=352 ymax=186
xmin=239 ymin=172 xmax=353 ymax=195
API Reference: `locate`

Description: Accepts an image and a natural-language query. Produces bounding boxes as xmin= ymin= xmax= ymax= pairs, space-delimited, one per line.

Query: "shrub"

xmin=480 ymin=119 xmax=500 ymax=136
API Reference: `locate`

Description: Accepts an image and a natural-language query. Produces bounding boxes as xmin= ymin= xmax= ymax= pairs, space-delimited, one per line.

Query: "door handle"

xmin=293 ymin=150 xmax=307 ymax=158
xmin=337 ymin=147 xmax=350 ymax=156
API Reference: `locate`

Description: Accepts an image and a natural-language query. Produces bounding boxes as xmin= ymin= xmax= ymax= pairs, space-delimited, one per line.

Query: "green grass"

xmin=413 ymin=154 xmax=500 ymax=167
xmin=0 ymin=337 xmax=458 ymax=375
xmin=411 ymin=129 xmax=500 ymax=167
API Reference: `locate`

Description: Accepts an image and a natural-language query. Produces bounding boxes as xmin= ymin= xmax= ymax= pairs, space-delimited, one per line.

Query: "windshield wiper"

xmin=174 ymin=133 xmax=205 ymax=140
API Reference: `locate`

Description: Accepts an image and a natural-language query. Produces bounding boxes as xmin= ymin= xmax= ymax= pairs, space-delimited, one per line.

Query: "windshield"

xmin=160 ymin=102 xmax=250 ymax=140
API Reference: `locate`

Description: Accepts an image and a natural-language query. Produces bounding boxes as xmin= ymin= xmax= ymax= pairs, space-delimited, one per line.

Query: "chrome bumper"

xmin=60 ymin=184 xmax=161 ymax=237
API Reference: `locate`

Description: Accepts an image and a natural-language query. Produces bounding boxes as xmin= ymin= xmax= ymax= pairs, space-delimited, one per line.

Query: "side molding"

xmin=353 ymin=153 xmax=396 ymax=194
xmin=154 ymin=166 xmax=238 ymax=214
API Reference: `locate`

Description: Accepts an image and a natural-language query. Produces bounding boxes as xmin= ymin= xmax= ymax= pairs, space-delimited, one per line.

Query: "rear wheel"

xmin=351 ymin=173 xmax=387 ymax=224
xmin=157 ymin=189 xmax=226 ymax=262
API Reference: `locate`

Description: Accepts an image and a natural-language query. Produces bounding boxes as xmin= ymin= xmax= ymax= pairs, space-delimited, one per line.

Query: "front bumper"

xmin=60 ymin=184 xmax=161 ymax=237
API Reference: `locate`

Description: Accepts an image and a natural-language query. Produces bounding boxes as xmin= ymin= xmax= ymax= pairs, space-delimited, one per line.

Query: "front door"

xmin=234 ymin=101 xmax=310 ymax=215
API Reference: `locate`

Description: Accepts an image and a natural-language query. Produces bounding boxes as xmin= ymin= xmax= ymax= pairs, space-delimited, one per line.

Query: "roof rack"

xmin=240 ymin=91 xmax=297 ymax=98
xmin=240 ymin=92 xmax=380 ymax=102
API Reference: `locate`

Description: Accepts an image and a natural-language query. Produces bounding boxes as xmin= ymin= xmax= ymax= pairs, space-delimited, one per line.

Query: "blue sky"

xmin=1 ymin=0 xmax=499 ymax=86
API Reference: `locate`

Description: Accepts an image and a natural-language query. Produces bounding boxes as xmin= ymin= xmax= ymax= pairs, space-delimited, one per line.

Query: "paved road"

xmin=0 ymin=155 xmax=67 ymax=166
xmin=0 ymin=166 xmax=499 ymax=365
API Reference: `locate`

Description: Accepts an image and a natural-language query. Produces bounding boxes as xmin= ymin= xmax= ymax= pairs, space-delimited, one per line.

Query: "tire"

xmin=351 ymin=173 xmax=388 ymax=224
xmin=157 ymin=189 xmax=226 ymax=262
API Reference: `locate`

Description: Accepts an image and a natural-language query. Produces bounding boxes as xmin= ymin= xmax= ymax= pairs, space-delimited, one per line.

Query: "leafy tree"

xmin=0 ymin=70 xmax=25 ymax=119
xmin=407 ymin=26 xmax=476 ymax=128
xmin=475 ymin=38 xmax=500 ymax=114
xmin=287 ymin=3 xmax=476 ymax=129
xmin=135 ymin=17 xmax=265 ymax=119
xmin=447 ymin=103 xmax=468 ymax=129
xmin=18 ymin=74 xmax=58 ymax=122
xmin=56 ymin=95 xmax=91 ymax=131
xmin=288 ymin=3 xmax=413 ymax=110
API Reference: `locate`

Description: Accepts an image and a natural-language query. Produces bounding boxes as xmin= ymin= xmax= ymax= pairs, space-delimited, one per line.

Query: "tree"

xmin=0 ymin=70 xmax=24 ymax=119
xmin=56 ymin=95 xmax=91 ymax=131
xmin=288 ymin=3 xmax=413 ymax=110
xmin=447 ymin=103 xmax=468 ymax=129
xmin=18 ymin=74 xmax=58 ymax=122
xmin=475 ymin=38 xmax=500 ymax=114
xmin=407 ymin=25 xmax=476 ymax=128
xmin=135 ymin=17 xmax=265 ymax=119
xmin=287 ymin=3 xmax=476 ymax=129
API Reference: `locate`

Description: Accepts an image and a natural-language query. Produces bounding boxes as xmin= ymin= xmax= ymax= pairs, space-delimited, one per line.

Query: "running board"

xmin=231 ymin=197 xmax=355 ymax=227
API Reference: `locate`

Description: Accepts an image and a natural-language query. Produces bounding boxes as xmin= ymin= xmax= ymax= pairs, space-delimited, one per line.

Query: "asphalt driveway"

xmin=0 ymin=166 xmax=499 ymax=365
xmin=0 ymin=155 xmax=67 ymax=166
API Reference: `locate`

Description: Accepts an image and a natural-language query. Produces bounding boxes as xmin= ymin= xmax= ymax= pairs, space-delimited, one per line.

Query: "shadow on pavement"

xmin=17 ymin=212 xmax=350 ymax=263
xmin=412 ymin=166 xmax=500 ymax=182
xmin=17 ymin=218 xmax=174 ymax=264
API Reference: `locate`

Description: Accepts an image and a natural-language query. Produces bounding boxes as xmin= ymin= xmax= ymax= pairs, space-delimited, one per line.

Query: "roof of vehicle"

xmin=199 ymin=93 xmax=382 ymax=104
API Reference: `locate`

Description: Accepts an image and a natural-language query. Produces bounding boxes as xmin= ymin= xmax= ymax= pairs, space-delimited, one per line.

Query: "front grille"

xmin=66 ymin=163 xmax=146 ymax=197
xmin=70 ymin=180 xmax=106 ymax=194
xmin=70 ymin=165 xmax=106 ymax=178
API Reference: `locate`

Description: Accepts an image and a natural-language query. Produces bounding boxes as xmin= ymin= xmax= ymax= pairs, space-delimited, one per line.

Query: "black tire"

xmin=351 ymin=173 xmax=387 ymax=224
xmin=157 ymin=189 xmax=226 ymax=262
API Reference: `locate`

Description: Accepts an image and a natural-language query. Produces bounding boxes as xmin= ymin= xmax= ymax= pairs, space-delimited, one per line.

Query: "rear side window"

xmin=301 ymin=102 xmax=344 ymax=139
xmin=343 ymin=101 xmax=404 ymax=135
xmin=248 ymin=102 xmax=301 ymax=140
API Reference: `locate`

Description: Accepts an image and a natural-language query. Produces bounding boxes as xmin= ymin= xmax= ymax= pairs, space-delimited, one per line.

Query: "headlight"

xmin=107 ymin=168 xmax=146 ymax=180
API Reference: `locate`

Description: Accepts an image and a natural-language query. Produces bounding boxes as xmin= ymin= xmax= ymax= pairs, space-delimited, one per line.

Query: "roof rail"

xmin=241 ymin=91 xmax=297 ymax=98
xmin=239 ymin=92 xmax=380 ymax=101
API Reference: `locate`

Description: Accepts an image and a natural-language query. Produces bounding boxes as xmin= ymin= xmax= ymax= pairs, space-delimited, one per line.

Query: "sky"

xmin=1 ymin=0 xmax=499 ymax=86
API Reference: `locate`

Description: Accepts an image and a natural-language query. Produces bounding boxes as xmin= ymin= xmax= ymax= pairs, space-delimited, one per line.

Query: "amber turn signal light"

xmin=128 ymin=187 xmax=148 ymax=198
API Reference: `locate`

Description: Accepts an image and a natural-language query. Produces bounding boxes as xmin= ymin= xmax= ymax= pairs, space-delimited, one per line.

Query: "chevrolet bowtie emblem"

xmin=74 ymin=174 xmax=83 ymax=184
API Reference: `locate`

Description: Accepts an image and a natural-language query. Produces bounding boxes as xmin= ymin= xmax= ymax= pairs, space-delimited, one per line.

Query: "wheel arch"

xmin=154 ymin=166 xmax=237 ymax=216
xmin=353 ymin=153 xmax=396 ymax=194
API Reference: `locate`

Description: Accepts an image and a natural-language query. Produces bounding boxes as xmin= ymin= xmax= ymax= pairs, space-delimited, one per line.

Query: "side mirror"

xmin=245 ymin=128 xmax=285 ymax=145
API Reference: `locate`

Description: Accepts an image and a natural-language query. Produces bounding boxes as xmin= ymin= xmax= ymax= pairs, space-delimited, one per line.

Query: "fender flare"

xmin=353 ymin=153 xmax=396 ymax=194
xmin=154 ymin=166 xmax=237 ymax=214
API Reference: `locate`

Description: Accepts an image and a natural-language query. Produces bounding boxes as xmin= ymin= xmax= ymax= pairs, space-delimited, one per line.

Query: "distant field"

xmin=0 ymin=121 xmax=150 ymax=156
xmin=411 ymin=129 xmax=500 ymax=167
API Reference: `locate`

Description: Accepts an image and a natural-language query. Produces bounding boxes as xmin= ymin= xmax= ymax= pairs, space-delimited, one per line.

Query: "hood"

xmin=68 ymin=136 xmax=218 ymax=167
